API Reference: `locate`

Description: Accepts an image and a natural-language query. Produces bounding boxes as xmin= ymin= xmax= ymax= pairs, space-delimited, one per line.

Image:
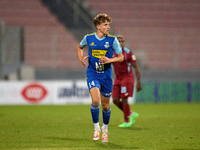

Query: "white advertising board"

xmin=0 ymin=80 xmax=90 ymax=105
xmin=0 ymin=81 xmax=54 ymax=105
xmin=0 ymin=80 xmax=135 ymax=105
xmin=53 ymin=80 xmax=91 ymax=104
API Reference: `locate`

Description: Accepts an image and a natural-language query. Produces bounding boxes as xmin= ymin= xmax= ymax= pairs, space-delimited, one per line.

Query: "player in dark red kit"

xmin=112 ymin=35 xmax=142 ymax=127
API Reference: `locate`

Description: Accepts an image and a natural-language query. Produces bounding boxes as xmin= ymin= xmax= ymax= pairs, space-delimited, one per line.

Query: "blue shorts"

xmin=86 ymin=75 xmax=113 ymax=97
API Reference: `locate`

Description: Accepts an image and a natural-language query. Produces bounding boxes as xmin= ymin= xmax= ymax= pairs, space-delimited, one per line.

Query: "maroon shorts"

xmin=112 ymin=74 xmax=134 ymax=98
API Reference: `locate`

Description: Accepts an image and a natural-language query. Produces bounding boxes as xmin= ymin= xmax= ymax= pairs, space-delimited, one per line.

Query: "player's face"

xmin=97 ymin=20 xmax=110 ymax=36
xmin=117 ymin=37 xmax=125 ymax=49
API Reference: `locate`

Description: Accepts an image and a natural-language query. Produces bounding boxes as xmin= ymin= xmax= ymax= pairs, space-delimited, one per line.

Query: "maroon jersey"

xmin=112 ymin=47 xmax=136 ymax=77
xmin=112 ymin=47 xmax=136 ymax=98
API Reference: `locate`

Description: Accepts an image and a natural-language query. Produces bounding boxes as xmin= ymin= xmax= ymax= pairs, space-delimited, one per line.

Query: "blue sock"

xmin=102 ymin=107 xmax=111 ymax=125
xmin=90 ymin=104 xmax=99 ymax=123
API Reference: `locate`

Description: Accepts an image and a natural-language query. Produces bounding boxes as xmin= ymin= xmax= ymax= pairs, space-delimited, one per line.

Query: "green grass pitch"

xmin=0 ymin=103 xmax=200 ymax=150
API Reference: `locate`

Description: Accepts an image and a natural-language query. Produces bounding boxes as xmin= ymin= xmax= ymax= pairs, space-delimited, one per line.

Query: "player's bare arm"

xmin=99 ymin=53 xmax=123 ymax=64
xmin=132 ymin=61 xmax=142 ymax=92
xmin=77 ymin=44 xmax=89 ymax=67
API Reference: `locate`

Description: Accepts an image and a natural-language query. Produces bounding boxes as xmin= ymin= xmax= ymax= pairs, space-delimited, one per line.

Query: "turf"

xmin=0 ymin=103 xmax=199 ymax=150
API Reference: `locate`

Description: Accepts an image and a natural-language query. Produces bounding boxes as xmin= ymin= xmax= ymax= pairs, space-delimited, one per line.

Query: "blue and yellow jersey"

xmin=80 ymin=33 xmax=122 ymax=78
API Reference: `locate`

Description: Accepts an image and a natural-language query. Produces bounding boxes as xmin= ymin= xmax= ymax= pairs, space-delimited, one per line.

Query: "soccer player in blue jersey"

xmin=77 ymin=13 xmax=123 ymax=142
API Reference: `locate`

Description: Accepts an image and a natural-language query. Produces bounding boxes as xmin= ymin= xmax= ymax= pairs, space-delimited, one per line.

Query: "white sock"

xmin=102 ymin=123 xmax=108 ymax=131
xmin=94 ymin=122 xmax=100 ymax=129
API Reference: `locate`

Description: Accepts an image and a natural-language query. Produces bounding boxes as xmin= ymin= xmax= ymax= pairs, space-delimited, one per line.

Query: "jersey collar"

xmin=95 ymin=32 xmax=106 ymax=41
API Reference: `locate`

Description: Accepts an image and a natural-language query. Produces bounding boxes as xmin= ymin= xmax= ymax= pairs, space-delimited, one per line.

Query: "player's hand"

xmin=81 ymin=55 xmax=89 ymax=67
xmin=136 ymin=81 xmax=142 ymax=92
xmin=99 ymin=56 xmax=111 ymax=64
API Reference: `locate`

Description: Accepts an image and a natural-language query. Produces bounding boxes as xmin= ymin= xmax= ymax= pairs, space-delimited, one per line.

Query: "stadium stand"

xmin=0 ymin=0 xmax=200 ymax=80
xmin=84 ymin=0 xmax=200 ymax=69
xmin=0 ymin=0 xmax=81 ymax=69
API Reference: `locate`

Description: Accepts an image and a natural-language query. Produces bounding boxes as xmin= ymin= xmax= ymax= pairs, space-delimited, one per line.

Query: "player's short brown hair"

xmin=93 ymin=13 xmax=112 ymax=27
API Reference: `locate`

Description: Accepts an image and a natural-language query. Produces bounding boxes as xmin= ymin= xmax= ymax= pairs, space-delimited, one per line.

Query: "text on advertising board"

xmin=58 ymin=83 xmax=89 ymax=98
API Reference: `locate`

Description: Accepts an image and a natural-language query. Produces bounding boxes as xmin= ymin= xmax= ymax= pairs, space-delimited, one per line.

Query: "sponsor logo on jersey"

xmin=90 ymin=42 xmax=96 ymax=46
xmin=92 ymin=49 xmax=107 ymax=58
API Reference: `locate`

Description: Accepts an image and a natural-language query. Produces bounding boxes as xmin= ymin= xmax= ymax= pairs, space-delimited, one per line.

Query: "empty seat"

xmin=84 ymin=0 xmax=200 ymax=69
xmin=0 ymin=0 xmax=80 ymax=69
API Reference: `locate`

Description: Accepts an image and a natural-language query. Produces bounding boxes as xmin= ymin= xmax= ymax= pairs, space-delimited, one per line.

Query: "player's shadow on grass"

xmin=45 ymin=137 xmax=88 ymax=142
xmin=122 ymin=127 xmax=149 ymax=130
xmin=46 ymin=137 xmax=139 ymax=149
xmin=110 ymin=125 xmax=149 ymax=131
xmin=95 ymin=142 xmax=139 ymax=149
xmin=82 ymin=125 xmax=147 ymax=131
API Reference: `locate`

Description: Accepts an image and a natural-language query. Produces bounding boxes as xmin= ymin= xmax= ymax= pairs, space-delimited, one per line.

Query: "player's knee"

xmin=102 ymin=103 xmax=110 ymax=111
xmin=121 ymin=98 xmax=128 ymax=104
xmin=92 ymin=98 xmax=100 ymax=106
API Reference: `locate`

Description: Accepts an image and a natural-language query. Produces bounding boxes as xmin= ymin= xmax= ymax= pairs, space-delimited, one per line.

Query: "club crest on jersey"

xmin=104 ymin=42 xmax=110 ymax=48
